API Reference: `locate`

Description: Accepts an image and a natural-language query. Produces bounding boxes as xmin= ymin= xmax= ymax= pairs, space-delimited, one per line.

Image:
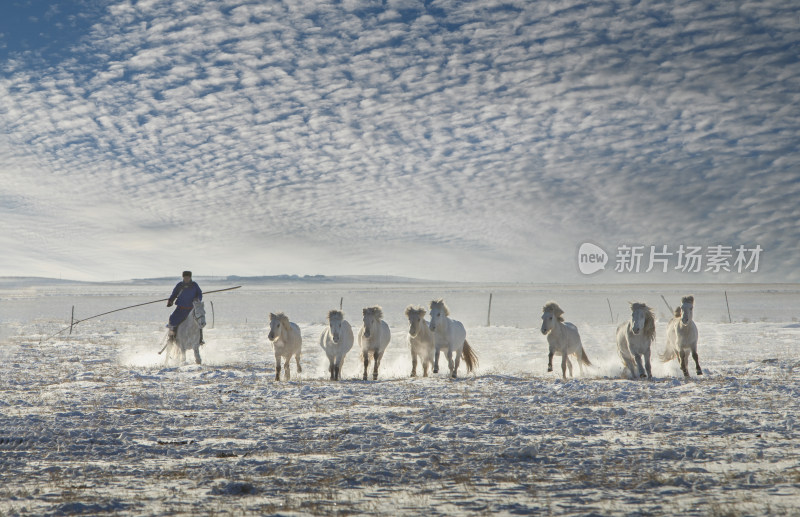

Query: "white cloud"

xmin=1 ymin=0 xmax=799 ymax=282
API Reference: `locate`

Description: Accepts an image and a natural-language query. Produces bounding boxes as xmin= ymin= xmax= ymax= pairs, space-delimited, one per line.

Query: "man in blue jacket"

xmin=167 ymin=271 xmax=203 ymax=343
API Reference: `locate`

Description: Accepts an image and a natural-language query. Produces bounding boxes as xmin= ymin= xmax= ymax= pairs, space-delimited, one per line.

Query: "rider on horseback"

xmin=167 ymin=271 xmax=203 ymax=344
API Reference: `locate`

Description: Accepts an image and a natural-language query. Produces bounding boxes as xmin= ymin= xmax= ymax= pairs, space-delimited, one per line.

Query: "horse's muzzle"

xmin=268 ymin=332 xmax=275 ymax=340
xmin=540 ymin=326 xmax=548 ymax=335
xmin=632 ymin=327 xmax=641 ymax=335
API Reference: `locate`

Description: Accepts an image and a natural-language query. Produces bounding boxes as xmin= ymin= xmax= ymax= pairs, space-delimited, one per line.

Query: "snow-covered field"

xmin=1 ymin=280 xmax=798 ymax=516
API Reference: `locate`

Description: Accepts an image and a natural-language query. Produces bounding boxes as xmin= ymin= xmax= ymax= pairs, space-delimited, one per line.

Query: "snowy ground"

xmin=1 ymin=280 xmax=798 ymax=516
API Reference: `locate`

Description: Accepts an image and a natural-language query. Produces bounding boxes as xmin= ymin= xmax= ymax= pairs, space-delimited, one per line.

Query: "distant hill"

xmin=0 ymin=274 xmax=433 ymax=287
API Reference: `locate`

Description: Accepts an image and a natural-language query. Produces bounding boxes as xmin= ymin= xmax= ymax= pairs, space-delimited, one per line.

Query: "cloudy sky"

xmin=1 ymin=0 xmax=799 ymax=283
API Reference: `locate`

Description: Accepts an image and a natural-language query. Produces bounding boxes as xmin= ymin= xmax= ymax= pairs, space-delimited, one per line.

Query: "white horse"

xmin=540 ymin=301 xmax=591 ymax=379
xmin=405 ymin=305 xmax=435 ymax=377
xmin=429 ymin=299 xmax=478 ymax=378
xmin=660 ymin=295 xmax=702 ymax=378
xmin=268 ymin=312 xmax=302 ymax=381
xmin=319 ymin=309 xmax=354 ymax=381
xmin=163 ymin=299 xmax=206 ymax=366
xmin=616 ymin=302 xmax=656 ymax=379
xmin=359 ymin=306 xmax=391 ymax=381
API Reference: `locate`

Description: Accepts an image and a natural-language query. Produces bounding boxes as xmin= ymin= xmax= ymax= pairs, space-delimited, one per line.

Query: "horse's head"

xmin=629 ymin=303 xmax=647 ymax=335
xmin=268 ymin=312 xmax=288 ymax=341
xmin=192 ymin=299 xmax=205 ymax=318
xmin=405 ymin=306 xmax=426 ymax=338
xmin=540 ymin=302 xmax=564 ymax=335
xmin=679 ymin=295 xmax=694 ymax=324
xmin=327 ymin=309 xmax=344 ymax=344
xmin=362 ymin=306 xmax=383 ymax=338
xmin=428 ymin=299 xmax=449 ymax=332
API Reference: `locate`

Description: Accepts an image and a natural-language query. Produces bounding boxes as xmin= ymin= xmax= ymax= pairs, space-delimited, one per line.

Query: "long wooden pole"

xmin=41 ymin=286 xmax=242 ymax=342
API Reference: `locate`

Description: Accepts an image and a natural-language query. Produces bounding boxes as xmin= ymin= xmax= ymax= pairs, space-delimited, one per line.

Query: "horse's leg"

xmin=634 ymin=354 xmax=646 ymax=379
xmin=284 ymin=357 xmax=291 ymax=381
xmin=561 ymin=354 xmax=570 ymax=379
xmin=447 ymin=349 xmax=456 ymax=378
xmin=329 ymin=357 xmax=335 ymax=380
xmin=452 ymin=350 xmax=462 ymax=379
xmin=373 ymin=351 xmax=382 ymax=381
xmin=296 ymin=353 xmax=302 ymax=374
xmin=622 ymin=354 xmax=636 ymax=379
xmin=433 ymin=347 xmax=440 ymax=374
xmin=548 ymin=352 xmax=554 ymax=373
xmin=193 ymin=345 xmax=202 ymax=365
xmin=411 ymin=352 xmax=418 ymax=378
xmin=275 ymin=354 xmax=282 ymax=381
xmin=644 ymin=350 xmax=652 ymax=379
xmin=679 ymin=350 xmax=689 ymax=378
xmin=692 ymin=350 xmax=702 ymax=375
xmin=363 ymin=352 xmax=369 ymax=381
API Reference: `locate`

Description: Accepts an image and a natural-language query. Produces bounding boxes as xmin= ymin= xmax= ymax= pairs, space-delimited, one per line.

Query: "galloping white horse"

xmin=660 ymin=295 xmax=702 ymax=378
xmin=319 ymin=309 xmax=354 ymax=381
xmin=164 ymin=299 xmax=206 ymax=366
xmin=540 ymin=302 xmax=591 ymax=379
xmin=429 ymin=299 xmax=477 ymax=378
xmin=359 ymin=306 xmax=391 ymax=380
xmin=405 ymin=305 xmax=435 ymax=377
xmin=268 ymin=312 xmax=302 ymax=381
xmin=616 ymin=302 xmax=656 ymax=379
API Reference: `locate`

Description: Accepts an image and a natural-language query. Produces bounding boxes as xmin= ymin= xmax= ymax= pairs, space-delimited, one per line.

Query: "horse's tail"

xmin=462 ymin=340 xmax=478 ymax=373
xmin=659 ymin=345 xmax=676 ymax=363
xmin=580 ymin=348 xmax=592 ymax=366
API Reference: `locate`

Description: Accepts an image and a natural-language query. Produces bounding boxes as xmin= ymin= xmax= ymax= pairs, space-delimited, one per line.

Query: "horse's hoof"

xmin=547 ymin=366 xmax=553 ymax=372
xmin=640 ymin=373 xmax=647 ymax=379
xmin=697 ymin=370 xmax=703 ymax=375
xmin=433 ymin=367 xmax=438 ymax=373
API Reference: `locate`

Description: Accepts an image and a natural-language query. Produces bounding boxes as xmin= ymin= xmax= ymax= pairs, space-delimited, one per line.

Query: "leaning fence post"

xmin=210 ymin=300 xmax=215 ymax=329
xmin=69 ymin=306 xmax=75 ymax=335
xmin=724 ymin=291 xmax=732 ymax=323
xmin=486 ymin=293 xmax=493 ymax=326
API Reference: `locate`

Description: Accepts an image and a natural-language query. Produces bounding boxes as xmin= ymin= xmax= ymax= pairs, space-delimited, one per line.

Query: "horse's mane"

xmin=363 ymin=306 xmax=383 ymax=319
xmin=405 ymin=305 xmax=426 ymax=318
xmin=328 ymin=309 xmax=343 ymax=321
xmin=542 ymin=301 xmax=564 ymax=322
xmin=270 ymin=312 xmax=290 ymax=326
xmin=430 ymin=299 xmax=449 ymax=316
xmin=631 ymin=302 xmax=656 ymax=341
xmin=673 ymin=295 xmax=695 ymax=317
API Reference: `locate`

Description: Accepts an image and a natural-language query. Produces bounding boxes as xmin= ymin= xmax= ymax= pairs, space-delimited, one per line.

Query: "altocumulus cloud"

xmin=1 ymin=0 xmax=799 ymax=282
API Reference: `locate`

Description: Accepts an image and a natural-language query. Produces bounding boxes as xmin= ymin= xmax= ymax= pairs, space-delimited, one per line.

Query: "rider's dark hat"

xmin=182 ymin=271 xmax=192 ymax=277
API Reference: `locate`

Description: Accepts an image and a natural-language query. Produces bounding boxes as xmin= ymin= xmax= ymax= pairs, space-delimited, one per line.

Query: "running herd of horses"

xmin=162 ymin=296 xmax=702 ymax=381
